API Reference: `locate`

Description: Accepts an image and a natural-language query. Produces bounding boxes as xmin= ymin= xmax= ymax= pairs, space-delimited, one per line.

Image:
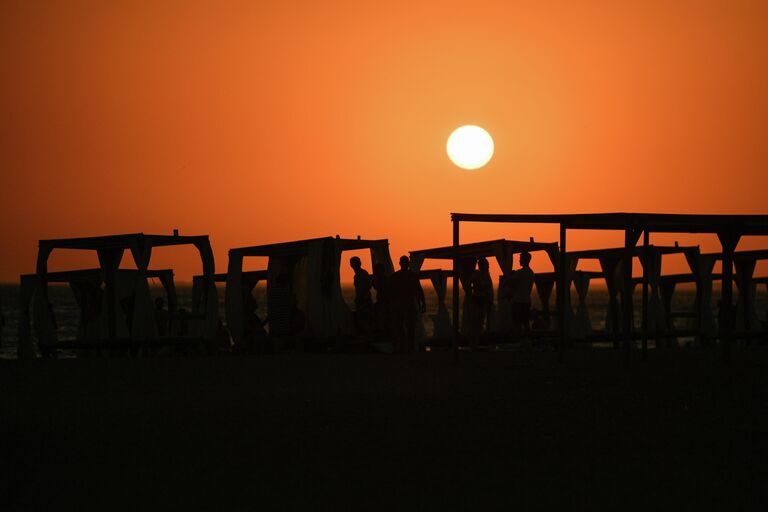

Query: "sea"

xmin=1 ymin=282 xmax=766 ymax=359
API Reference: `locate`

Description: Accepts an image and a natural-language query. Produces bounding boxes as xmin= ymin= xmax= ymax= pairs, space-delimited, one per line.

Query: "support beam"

xmin=622 ymin=228 xmax=639 ymax=366
xmin=558 ymin=224 xmax=567 ymax=362
xmin=717 ymin=230 xmax=741 ymax=365
xmin=452 ymin=219 xmax=460 ymax=362
xmin=641 ymin=229 xmax=649 ymax=361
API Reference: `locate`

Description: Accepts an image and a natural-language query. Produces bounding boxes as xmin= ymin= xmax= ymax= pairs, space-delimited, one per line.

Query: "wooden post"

xmin=452 ymin=219 xmax=460 ymax=362
xmin=35 ymin=246 xmax=51 ymax=358
xmin=622 ymin=227 xmax=640 ymax=367
xmin=717 ymin=230 xmax=740 ymax=365
xmin=558 ymin=224 xmax=567 ymax=362
xmin=641 ymin=229 xmax=649 ymax=361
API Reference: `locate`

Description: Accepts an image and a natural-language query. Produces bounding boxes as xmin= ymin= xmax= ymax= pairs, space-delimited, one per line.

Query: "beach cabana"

xmin=415 ymin=269 xmax=454 ymax=342
xmin=565 ymin=244 xmax=696 ymax=343
xmin=225 ymin=237 xmax=393 ymax=349
xmin=409 ymin=239 xmax=559 ymax=338
xmin=657 ymin=249 xmax=768 ymax=339
xmin=26 ymin=233 xmax=217 ymax=358
xmin=449 ymin=213 xmax=768 ymax=363
xmin=18 ymin=268 xmax=176 ymax=357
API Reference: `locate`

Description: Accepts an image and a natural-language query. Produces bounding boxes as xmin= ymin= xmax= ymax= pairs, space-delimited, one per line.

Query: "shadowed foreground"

xmin=2 ymin=349 xmax=767 ymax=510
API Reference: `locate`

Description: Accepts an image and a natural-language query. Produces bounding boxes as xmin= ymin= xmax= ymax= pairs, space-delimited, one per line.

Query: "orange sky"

xmin=1 ymin=0 xmax=767 ymax=282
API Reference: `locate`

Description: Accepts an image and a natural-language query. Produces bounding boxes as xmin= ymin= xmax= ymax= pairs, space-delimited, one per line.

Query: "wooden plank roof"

xmin=230 ymin=236 xmax=389 ymax=257
xmin=21 ymin=268 xmax=174 ymax=282
xmin=39 ymin=233 xmax=209 ymax=250
xmin=566 ymin=244 xmax=696 ymax=259
xmin=450 ymin=212 xmax=768 ymax=234
xmin=410 ymin=239 xmax=558 ymax=260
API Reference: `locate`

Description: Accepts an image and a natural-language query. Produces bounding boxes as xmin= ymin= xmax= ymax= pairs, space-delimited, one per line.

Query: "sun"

xmin=446 ymin=125 xmax=494 ymax=170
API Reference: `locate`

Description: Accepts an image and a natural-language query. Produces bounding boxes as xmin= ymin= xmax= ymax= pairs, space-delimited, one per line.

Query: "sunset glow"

xmin=1 ymin=1 xmax=767 ymax=280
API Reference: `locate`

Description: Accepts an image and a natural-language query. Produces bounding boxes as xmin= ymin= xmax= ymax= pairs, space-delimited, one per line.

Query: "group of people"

xmin=350 ymin=251 xmax=536 ymax=351
xmin=350 ymin=255 xmax=426 ymax=353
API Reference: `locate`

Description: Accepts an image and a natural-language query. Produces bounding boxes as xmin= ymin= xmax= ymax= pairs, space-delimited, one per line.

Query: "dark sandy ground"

xmin=2 ymin=347 xmax=767 ymax=511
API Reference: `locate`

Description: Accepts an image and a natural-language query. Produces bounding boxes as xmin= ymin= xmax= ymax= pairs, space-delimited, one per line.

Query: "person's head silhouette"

xmin=349 ymin=256 xmax=362 ymax=271
xmin=478 ymin=257 xmax=489 ymax=272
xmin=399 ymin=255 xmax=410 ymax=271
xmin=520 ymin=252 xmax=532 ymax=268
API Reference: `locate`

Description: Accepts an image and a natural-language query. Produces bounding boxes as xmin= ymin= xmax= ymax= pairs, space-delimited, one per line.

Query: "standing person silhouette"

xmin=388 ymin=256 xmax=426 ymax=353
xmin=509 ymin=252 xmax=535 ymax=337
xmin=350 ymin=256 xmax=373 ymax=335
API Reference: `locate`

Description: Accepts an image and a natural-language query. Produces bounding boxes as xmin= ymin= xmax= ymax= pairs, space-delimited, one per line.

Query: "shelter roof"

xmin=416 ymin=269 xmax=454 ymax=279
xmin=230 ymin=237 xmax=388 ymax=257
xmin=22 ymin=268 xmax=173 ymax=282
xmin=450 ymin=212 xmax=768 ymax=235
xmin=39 ymin=233 xmax=209 ymax=250
xmin=655 ymin=273 xmax=724 ymax=285
xmin=410 ymin=239 xmax=558 ymax=260
xmin=195 ymin=271 xmax=269 ymax=283
xmin=566 ymin=244 xmax=696 ymax=259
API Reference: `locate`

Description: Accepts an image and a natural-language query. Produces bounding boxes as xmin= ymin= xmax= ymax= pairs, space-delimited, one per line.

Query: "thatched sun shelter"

xmin=18 ymin=268 xmax=177 ymax=358
xmin=449 ymin=213 xmax=768 ymax=363
xmin=23 ymin=233 xmax=218 ymax=358
xmin=225 ymin=236 xmax=393 ymax=349
xmin=409 ymin=239 xmax=559 ymax=339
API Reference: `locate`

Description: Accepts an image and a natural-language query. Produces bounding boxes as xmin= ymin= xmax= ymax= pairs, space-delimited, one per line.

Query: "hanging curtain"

xmin=32 ymin=246 xmax=59 ymax=353
xmin=17 ymin=276 xmax=38 ymax=359
xmin=640 ymin=247 xmax=667 ymax=336
xmin=598 ymin=254 xmax=622 ymax=336
xmin=409 ymin=253 xmax=425 ymax=274
xmin=129 ymin=239 xmax=156 ymax=340
xmin=684 ymin=251 xmax=718 ymax=338
xmin=564 ymin=256 xmax=579 ymax=337
xmin=493 ymin=243 xmax=513 ymax=333
xmin=572 ymin=271 xmax=592 ymax=339
xmin=659 ymin=281 xmax=676 ymax=333
xmin=430 ymin=270 xmax=452 ymax=339
xmin=226 ymin=251 xmax=245 ymax=349
xmin=534 ymin=276 xmax=555 ymax=330
xmin=734 ymin=257 xmax=758 ymax=332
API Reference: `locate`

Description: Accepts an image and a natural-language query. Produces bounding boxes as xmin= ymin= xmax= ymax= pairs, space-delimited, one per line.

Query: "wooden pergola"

xmin=33 ymin=233 xmax=217 ymax=356
xmin=450 ymin=213 xmax=768 ymax=363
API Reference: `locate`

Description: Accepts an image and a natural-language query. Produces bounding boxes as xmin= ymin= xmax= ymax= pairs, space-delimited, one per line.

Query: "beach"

xmin=2 ymin=347 xmax=766 ymax=510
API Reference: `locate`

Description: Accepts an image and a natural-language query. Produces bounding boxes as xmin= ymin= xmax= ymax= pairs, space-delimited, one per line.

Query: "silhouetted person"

xmin=154 ymin=297 xmax=169 ymax=336
xmin=389 ymin=255 xmax=425 ymax=353
xmin=350 ymin=256 xmax=373 ymax=335
xmin=509 ymin=252 xmax=534 ymax=335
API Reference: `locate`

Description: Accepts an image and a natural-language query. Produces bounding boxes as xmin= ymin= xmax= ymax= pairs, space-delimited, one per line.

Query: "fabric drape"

xmin=572 ymin=271 xmax=592 ymax=339
xmin=640 ymin=247 xmax=667 ymax=335
xmin=226 ymin=252 xmax=245 ymax=349
xmin=684 ymin=251 xmax=718 ymax=338
xmin=533 ymin=276 xmax=555 ymax=330
xmin=598 ymin=255 xmax=622 ymax=336
xmin=129 ymin=239 xmax=156 ymax=340
xmin=734 ymin=257 xmax=759 ymax=332
xmin=430 ymin=271 xmax=452 ymax=339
